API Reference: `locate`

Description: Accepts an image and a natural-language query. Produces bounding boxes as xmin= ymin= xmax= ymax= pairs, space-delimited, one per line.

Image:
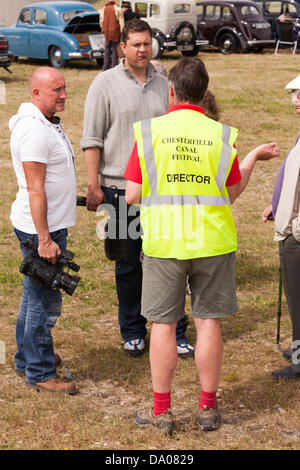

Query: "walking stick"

xmin=276 ymin=267 xmax=282 ymax=350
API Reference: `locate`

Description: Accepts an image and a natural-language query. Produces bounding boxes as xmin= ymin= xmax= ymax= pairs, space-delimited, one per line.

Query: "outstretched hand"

xmin=255 ymin=142 xmax=280 ymax=161
xmin=262 ymin=204 xmax=273 ymax=223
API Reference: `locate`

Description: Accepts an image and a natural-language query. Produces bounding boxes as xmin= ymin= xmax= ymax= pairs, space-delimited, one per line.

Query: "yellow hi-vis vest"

xmin=133 ymin=109 xmax=239 ymax=260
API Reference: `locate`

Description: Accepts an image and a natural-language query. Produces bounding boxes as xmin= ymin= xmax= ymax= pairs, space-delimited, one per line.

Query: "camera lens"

xmin=58 ymin=273 xmax=81 ymax=296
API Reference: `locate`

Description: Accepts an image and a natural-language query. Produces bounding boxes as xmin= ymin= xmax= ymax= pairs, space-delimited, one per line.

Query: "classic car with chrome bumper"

xmin=0 ymin=34 xmax=13 ymax=73
xmin=197 ymin=0 xmax=275 ymax=54
xmin=0 ymin=1 xmax=105 ymax=68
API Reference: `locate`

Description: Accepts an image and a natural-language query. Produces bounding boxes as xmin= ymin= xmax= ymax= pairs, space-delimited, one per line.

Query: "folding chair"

xmin=275 ymin=20 xmax=298 ymax=54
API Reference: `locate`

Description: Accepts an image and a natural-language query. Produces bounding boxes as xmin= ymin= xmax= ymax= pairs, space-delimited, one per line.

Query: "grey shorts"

xmin=141 ymin=252 xmax=238 ymax=323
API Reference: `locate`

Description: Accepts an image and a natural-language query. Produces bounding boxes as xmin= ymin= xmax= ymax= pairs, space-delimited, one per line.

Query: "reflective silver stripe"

xmin=141 ymin=194 xmax=230 ymax=207
xmin=141 ymin=119 xmax=158 ymax=196
xmin=215 ymin=124 xmax=232 ymax=192
xmin=140 ymin=118 xmax=232 ymax=207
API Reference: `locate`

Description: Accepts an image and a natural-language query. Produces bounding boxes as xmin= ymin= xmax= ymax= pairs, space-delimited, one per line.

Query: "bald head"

xmin=30 ymin=67 xmax=67 ymax=118
xmin=30 ymin=66 xmax=63 ymax=92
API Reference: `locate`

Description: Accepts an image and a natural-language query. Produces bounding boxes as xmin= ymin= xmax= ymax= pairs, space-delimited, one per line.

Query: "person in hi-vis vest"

xmin=125 ymin=57 xmax=279 ymax=434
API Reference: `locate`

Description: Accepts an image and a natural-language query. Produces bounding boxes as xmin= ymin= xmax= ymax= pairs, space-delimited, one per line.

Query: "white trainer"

xmin=124 ymin=338 xmax=145 ymax=357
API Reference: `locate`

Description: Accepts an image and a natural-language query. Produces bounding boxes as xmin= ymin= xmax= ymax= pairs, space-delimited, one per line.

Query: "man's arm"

xmin=84 ymin=147 xmax=105 ymax=211
xmin=22 ymin=161 xmax=61 ymax=264
xmin=227 ymin=142 xmax=280 ymax=204
xmin=124 ymin=142 xmax=142 ymax=205
xmin=125 ymin=181 xmax=142 ymax=206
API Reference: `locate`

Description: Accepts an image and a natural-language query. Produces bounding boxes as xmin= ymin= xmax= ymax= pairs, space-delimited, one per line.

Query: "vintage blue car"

xmin=0 ymin=1 xmax=105 ymax=67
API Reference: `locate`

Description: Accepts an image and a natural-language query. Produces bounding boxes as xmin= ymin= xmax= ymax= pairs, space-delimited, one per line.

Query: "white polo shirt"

xmin=9 ymin=103 xmax=76 ymax=234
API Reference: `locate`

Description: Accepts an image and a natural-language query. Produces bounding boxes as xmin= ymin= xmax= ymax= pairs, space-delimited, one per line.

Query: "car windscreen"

xmin=62 ymin=10 xmax=89 ymax=22
xmin=238 ymin=5 xmax=261 ymax=17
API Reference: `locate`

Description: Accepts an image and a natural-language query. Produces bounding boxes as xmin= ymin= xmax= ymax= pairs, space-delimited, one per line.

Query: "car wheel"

xmin=219 ymin=33 xmax=238 ymax=54
xmin=152 ymin=33 xmax=163 ymax=60
xmin=49 ymin=46 xmax=66 ymax=68
xmin=96 ymin=58 xmax=104 ymax=67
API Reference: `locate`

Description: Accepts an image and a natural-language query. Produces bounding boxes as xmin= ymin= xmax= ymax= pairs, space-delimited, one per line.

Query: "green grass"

xmin=1 ymin=49 xmax=300 ymax=450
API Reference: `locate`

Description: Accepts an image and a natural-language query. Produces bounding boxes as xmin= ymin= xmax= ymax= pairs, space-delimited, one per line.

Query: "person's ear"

xmin=120 ymin=41 xmax=126 ymax=55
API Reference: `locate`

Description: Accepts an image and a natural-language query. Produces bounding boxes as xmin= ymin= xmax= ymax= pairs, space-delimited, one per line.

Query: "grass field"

xmin=1 ymin=48 xmax=300 ymax=451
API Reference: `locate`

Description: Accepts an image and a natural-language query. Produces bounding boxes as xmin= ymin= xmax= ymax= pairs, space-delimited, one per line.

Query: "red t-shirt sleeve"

xmin=124 ymin=142 xmax=242 ymax=187
xmin=226 ymin=155 xmax=241 ymax=187
xmin=123 ymin=141 xmax=142 ymax=183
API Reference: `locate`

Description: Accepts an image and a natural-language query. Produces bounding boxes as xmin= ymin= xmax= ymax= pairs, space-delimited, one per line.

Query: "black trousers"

xmin=279 ymin=234 xmax=300 ymax=371
xmin=103 ymin=41 xmax=119 ymax=71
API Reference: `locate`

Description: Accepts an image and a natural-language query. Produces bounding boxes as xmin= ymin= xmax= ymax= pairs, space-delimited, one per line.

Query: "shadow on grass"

xmin=236 ymin=257 xmax=279 ymax=287
xmin=170 ymin=372 xmax=299 ymax=434
xmin=220 ymin=372 xmax=299 ymax=424
xmin=221 ymin=303 xmax=282 ymax=344
xmin=68 ymin=344 xmax=150 ymax=383
xmin=14 ymin=58 xmax=101 ymax=71
xmin=184 ymin=297 xmax=284 ymax=347
xmin=0 ymin=70 xmax=29 ymax=84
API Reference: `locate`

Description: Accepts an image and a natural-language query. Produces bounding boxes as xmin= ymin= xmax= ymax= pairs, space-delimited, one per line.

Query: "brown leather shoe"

xmin=27 ymin=376 xmax=78 ymax=395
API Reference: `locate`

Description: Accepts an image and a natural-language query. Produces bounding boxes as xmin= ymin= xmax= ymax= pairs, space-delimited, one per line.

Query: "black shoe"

xmin=282 ymin=349 xmax=293 ymax=362
xmin=271 ymin=365 xmax=300 ymax=381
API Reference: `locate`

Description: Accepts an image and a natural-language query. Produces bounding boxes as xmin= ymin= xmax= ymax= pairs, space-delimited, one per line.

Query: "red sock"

xmin=153 ymin=391 xmax=171 ymax=416
xmin=199 ymin=390 xmax=217 ymax=410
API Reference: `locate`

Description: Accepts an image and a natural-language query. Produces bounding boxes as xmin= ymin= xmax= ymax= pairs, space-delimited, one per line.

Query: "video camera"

xmin=19 ymin=240 xmax=81 ymax=296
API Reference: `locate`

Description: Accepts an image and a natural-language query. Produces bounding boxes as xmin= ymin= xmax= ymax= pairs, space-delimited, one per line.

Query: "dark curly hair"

xmin=200 ymin=90 xmax=220 ymax=121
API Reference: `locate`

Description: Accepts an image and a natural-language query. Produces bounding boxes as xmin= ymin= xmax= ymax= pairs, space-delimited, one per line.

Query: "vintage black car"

xmin=253 ymin=0 xmax=300 ymax=38
xmin=196 ymin=0 xmax=275 ymax=53
xmin=0 ymin=34 xmax=13 ymax=73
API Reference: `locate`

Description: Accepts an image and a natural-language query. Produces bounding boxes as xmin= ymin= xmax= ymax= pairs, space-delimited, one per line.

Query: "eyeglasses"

xmin=289 ymin=89 xmax=300 ymax=99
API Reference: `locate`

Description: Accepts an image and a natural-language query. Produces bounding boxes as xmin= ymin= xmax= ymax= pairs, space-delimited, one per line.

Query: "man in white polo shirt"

xmin=10 ymin=67 xmax=78 ymax=394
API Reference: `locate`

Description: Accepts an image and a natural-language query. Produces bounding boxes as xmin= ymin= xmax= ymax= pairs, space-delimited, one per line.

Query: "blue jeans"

xmin=101 ymin=186 xmax=188 ymax=344
xmin=14 ymin=228 xmax=67 ymax=383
